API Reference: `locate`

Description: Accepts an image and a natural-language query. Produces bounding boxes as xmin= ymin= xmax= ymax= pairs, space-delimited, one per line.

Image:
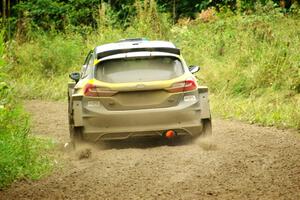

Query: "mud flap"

xmin=68 ymin=82 xmax=76 ymax=98
xmin=73 ymin=97 xmax=84 ymax=127
xmin=198 ymin=86 xmax=211 ymax=119
xmin=202 ymin=118 xmax=212 ymax=136
xmin=68 ymin=82 xmax=83 ymax=127
xmin=68 ymin=82 xmax=76 ymax=122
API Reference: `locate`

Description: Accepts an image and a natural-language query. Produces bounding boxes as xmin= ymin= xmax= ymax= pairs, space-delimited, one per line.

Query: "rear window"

xmin=95 ymin=56 xmax=184 ymax=83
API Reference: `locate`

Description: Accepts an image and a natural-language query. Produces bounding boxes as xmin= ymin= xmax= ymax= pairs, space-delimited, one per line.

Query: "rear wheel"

xmin=201 ymin=118 xmax=212 ymax=136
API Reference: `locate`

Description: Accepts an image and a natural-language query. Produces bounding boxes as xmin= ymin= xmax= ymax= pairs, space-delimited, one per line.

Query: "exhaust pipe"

xmin=164 ymin=130 xmax=176 ymax=139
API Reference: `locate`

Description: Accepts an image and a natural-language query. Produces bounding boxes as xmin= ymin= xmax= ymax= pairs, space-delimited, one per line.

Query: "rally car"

xmin=68 ymin=38 xmax=212 ymax=146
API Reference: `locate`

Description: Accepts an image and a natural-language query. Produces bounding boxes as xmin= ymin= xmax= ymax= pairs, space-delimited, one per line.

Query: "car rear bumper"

xmin=75 ymin=98 xmax=203 ymax=141
xmin=71 ymin=87 xmax=211 ymax=141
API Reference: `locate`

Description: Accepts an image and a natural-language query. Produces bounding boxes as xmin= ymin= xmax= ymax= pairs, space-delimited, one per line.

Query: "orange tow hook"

xmin=165 ymin=130 xmax=176 ymax=139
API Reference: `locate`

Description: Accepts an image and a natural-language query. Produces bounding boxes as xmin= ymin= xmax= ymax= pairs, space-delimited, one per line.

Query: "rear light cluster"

xmin=166 ymin=78 xmax=197 ymax=93
xmin=84 ymin=83 xmax=117 ymax=97
xmin=83 ymin=78 xmax=197 ymax=97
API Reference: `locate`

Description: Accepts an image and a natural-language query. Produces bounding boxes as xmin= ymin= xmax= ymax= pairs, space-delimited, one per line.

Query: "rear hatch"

xmin=84 ymin=56 xmax=196 ymax=111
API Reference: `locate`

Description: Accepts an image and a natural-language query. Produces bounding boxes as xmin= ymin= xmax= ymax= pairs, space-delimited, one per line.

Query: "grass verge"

xmin=0 ymin=33 xmax=53 ymax=189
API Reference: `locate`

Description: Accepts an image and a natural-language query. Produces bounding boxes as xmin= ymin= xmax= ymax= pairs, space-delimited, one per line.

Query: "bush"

xmin=0 ymin=32 xmax=52 ymax=188
xmin=177 ymin=13 xmax=300 ymax=129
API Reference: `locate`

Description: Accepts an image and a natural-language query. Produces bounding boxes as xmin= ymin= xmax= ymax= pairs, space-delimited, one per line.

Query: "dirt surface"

xmin=1 ymin=100 xmax=300 ymax=200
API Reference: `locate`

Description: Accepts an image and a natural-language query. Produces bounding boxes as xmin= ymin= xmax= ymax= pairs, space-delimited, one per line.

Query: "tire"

xmin=202 ymin=118 xmax=212 ymax=136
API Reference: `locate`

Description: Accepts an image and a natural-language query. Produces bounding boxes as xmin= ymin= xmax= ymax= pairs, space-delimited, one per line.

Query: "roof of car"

xmin=95 ymin=39 xmax=180 ymax=59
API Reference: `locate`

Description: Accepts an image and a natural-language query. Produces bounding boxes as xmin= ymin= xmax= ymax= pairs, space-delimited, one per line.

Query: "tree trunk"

xmin=236 ymin=0 xmax=241 ymax=13
xmin=280 ymin=0 xmax=286 ymax=8
xmin=8 ymin=0 xmax=10 ymax=18
xmin=173 ymin=0 xmax=176 ymax=24
xmin=2 ymin=0 xmax=6 ymax=22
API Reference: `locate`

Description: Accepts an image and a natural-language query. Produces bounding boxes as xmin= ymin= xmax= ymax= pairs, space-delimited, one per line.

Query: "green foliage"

xmin=175 ymin=13 xmax=300 ymax=129
xmin=13 ymin=0 xmax=130 ymax=32
xmin=13 ymin=0 xmax=67 ymax=30
xmin=131 ymin=0 xmax=172 ymax=39
xmin=8 ymin=0 xmax=300 ymax=36
xmin=211 ymin=91 xmax=300 ymax=129
xmin=0 ymin=32 xmax=53 ymax=188
xmin=11 ymin=34 xmax=84 ymax=76
xmin=6 ymin=3 xmax=300 ymax=131
xmin=0 ymin=106 xmax=53 ymax=188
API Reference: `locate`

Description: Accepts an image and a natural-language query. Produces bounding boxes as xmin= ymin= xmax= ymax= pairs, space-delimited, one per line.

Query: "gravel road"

xmin=1 ymin=100 xmax=299 ymax=200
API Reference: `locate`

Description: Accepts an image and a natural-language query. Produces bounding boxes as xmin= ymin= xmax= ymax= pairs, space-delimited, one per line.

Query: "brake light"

xmin=83 ymin=83 xmax=117 ymax=97
xmin=184 ymin=79 xmax=197 ymax=91
xmin=166 ymin=78 xmax=197 ymax=93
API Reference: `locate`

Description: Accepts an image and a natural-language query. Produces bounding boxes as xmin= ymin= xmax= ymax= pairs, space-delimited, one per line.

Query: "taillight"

xmin=166 ymin=78 xmax=197 ymax=93
xmin=184 ymin=79 xmax=197 ymax=91
xmin=83 ymin=83 xmax=117 ymax=97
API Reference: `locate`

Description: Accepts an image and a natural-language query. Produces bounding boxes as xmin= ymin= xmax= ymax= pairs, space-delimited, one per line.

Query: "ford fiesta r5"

xmin=68 ymin=39 xmax=212 ymax=146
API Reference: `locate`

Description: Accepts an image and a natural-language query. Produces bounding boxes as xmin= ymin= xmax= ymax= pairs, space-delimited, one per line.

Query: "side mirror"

xmin=189 ymin=65 xmax=200 ymax=74
xmin=69 ymin=72 xmax=80 ymax=83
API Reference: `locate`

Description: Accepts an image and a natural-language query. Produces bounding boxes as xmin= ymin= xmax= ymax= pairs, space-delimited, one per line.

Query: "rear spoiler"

xmin=97 ymin=47 xmax=181 ymax=59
